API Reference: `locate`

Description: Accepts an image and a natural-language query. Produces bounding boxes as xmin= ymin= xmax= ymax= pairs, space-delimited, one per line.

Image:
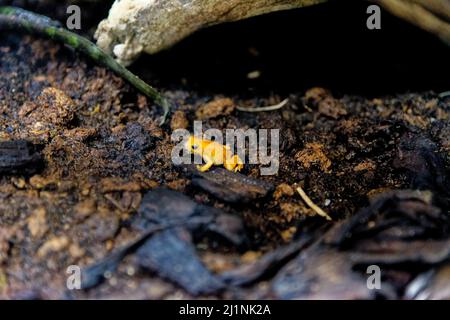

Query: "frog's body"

xmin=185 ymin=135 xmax=244 ymax=172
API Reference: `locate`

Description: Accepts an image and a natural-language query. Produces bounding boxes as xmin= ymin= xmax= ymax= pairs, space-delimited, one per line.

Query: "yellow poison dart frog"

xmin=185 ymin=135 xmax=244 ymax=172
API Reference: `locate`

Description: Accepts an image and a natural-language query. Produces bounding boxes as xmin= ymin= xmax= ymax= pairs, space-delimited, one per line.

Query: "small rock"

xmin=11 ymin=177 xmax=26 ymax=189
xmin=20 ymin=87 xmax=76 ymax=129
xmin=279 ymin=202 xmax=303 ymax=222
xmin=281 ymin=226 xmax=297 ymax=242
xmin=195 ymin=98 xmax=235 ymax=120
xmin=273 ymin=183 xmax=294 ymax=200
xmin=29 ymin=175 xmax=56 ymax=190
xmin=304 ymin=87 xmax=347 ymax=119
xmin=305 ymin=87 xmax=329 ymax=104
xmin=170 ymin=110 xmax=189 ymax=130
xmin=69 ymin=243 xmax=85 ymax=259
xmin=27 ymin=207 xmax=48 ymax=238
xmin=318 ymin=97 xmax=347 ymax=119
xmin=73 ymin=199 xmax=97 ymax=221
xmin=166 ymin=179 xmax=188 ymax=191
xmin=247 ymin=70 xmax=261 ymax=79
xmin=201 ymin=252 xmax=238 ymax=273
xmin=353 ymin=160 xmax=376 ymax=172
xmin=37 ymin=236 xmax=70 ymax=257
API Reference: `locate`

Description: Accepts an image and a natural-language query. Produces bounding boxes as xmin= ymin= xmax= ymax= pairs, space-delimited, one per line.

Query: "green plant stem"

xmin=0 ymin=6 xmax=170 ymax=125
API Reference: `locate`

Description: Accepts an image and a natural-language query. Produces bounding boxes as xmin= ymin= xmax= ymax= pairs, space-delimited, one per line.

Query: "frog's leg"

xmin=197 ymin=154 xmax=214 ymax=172
xmin=224 ymin=155 xmax=244 ymax=172
xmin=233 ymin=155 xmax=244 ymax=172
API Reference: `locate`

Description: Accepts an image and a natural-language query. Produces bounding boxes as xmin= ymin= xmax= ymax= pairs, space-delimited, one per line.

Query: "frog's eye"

xmin=192 ymin=144 xmax=198 ymax=150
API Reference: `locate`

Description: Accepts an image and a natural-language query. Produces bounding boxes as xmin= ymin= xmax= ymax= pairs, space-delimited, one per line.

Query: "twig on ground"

xmin=237 ymin=98 xmax=289 ymax=112
xmin=296 ymin=186 xmax=332 ymax=221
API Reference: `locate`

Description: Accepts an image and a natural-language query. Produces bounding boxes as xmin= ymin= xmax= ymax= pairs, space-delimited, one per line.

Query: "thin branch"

xmin=0 ymin=6 xmax=171 ymax=125
xmin=237 ymin=98 xmax=289 ymax=112
xmin=296 ymin=186 xmax=332 ymax=221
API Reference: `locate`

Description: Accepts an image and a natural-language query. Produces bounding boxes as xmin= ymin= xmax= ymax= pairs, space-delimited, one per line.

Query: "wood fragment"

xmin=0 ymin=140 xmax=42 ymax=174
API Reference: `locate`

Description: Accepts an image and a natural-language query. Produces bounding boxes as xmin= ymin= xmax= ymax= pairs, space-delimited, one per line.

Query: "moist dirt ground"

xmin=0 ymin=0 xmax=449 ymax=299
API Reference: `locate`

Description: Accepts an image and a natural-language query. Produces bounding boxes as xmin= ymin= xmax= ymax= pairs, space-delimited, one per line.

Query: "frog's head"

xmin=185 ymin=135 xmax=202 ymax=152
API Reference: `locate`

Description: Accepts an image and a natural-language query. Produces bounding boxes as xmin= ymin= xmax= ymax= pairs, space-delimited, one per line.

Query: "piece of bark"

xmin=81 ymin=188 xmax=244 ymax=292
xmin=0 ymin=140 xmax=42 ymax=174
xmin=135 ymin=187 xmax=247 ymax=246
xmin=135 ymin=228 xmax=225 ymax=295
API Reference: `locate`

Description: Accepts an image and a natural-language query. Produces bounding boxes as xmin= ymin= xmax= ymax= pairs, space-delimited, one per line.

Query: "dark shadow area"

xmin=131 ymin=0 xmax=450 ymax=97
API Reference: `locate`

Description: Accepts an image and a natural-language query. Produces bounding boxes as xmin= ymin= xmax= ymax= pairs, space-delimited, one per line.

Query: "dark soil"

xmin=0 ymin=0 xmax=449 ymax=299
